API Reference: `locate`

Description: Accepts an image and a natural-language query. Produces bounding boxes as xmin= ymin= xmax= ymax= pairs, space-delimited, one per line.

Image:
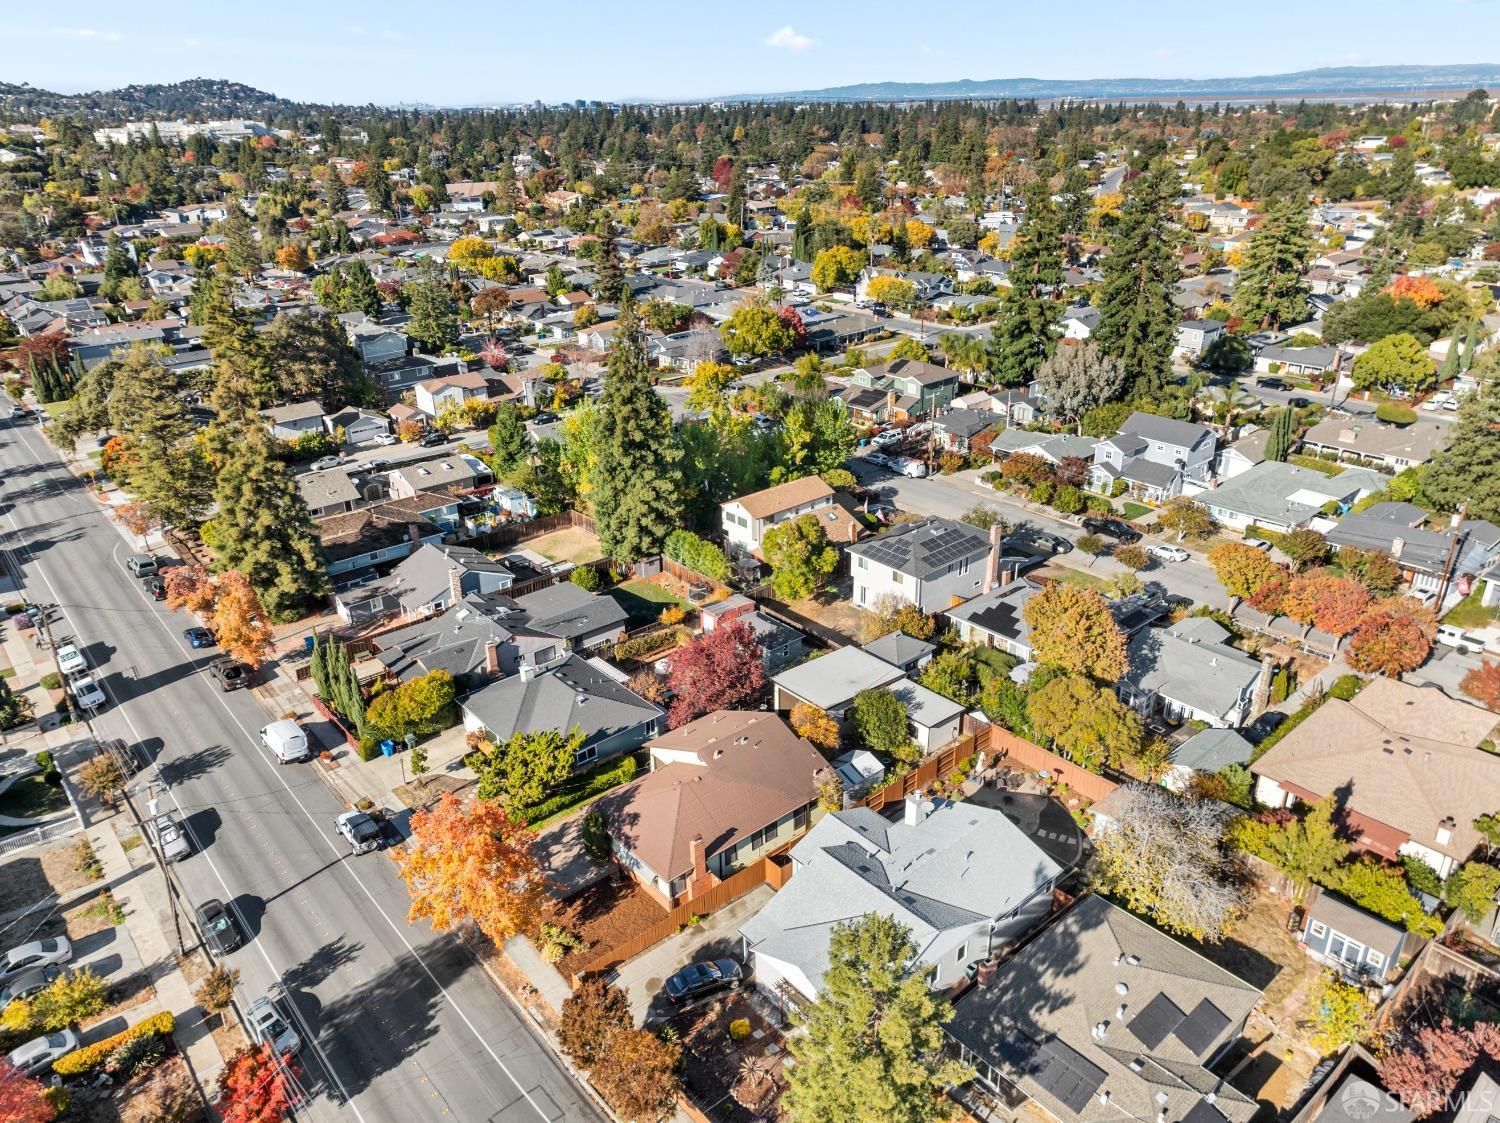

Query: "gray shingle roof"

xmin=511 ymin=581 xmax=628 ymax=642
xmin=1171 ymin=728 xmax=1253 ymax=775
xmin=848 ymin=516 xmax=991 ymax=579
xmin=1120 ymin=411 xmax=1213 ymax=450
xmin=1199 ymin=461 xmax=1385 ymax=527
xmin=1123 ymin=619 xmax=1262 ymax=723
xmin=460 ymin=654 xmax=662 ymax=753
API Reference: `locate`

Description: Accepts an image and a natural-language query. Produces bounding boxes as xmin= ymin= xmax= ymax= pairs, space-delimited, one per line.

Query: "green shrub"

xmin=39 ymin=672 xmax=61 ymax=691
xmin=612 ymin=627 xmax=686 ymax=663
xmin=53 ymin=1011 xmax=175 ymax=1076
xmin=44 ymin=1087 xmax=69 ymax=1117
xmin=517 ymin=755 xmax=638 ymax=824
xmin=1109 ymin=480 xmax=1127 ymax=498
xmin=1328 ymin=674 xmax=1364 ymax=701
xmin=35 ymin=751 xmax=53 ymax=771
xmin=663 ymin=530 xmax=731 ymax=583
xmin=106 ymin=1032 xmax=166 ymax=1078
xmin=1376 ymin=402 xmax=1418 ymax=426
xmin=356 ymin=735 xmax=380 ymax=761
xmin=1085 ymin=496 xmax=1113 ymax=514
xmin=570 ymin=565 xmax=601 ymax=591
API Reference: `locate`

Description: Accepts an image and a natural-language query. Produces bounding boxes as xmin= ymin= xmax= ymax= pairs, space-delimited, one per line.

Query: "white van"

xmin=1435 ymin=625 xmax=1491 ymax=655
xmin=260 ymin=720 xmax=311 ymax=764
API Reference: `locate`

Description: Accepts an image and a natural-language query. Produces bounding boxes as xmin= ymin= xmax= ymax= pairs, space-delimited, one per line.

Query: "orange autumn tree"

xmin=216 ymin=1045 xmax=296 ymax=1123
xmin=210 ymin=570 xmax=274 ymax=669
xmin=1385 ymin=275 xmax=1446 ymax=309
xmin=164 ymin=563 xmax=218 ymax=616
xmin=394 ymin=792 xmax=547 ymax=945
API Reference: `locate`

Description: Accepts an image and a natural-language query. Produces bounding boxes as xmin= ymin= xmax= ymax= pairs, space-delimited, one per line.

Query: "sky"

xmin=8 ymin=1 xmax=1496 ymax=106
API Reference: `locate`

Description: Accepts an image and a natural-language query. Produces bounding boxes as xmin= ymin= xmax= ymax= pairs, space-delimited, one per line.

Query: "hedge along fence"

xmin=613 ymin=625 xmax=688 ymax=664
xmin=52 ymin=1011 xmax=175 ymax=1076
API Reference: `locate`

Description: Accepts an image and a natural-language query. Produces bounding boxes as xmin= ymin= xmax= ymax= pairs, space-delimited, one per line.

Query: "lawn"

xmin=1120 ymin=502 xmax=1152 ymax=521
xmin=525 ymin=526 xmax=605 ymax=566
xmin=41 ymin=400 xmax=70 ymax=420
xmin=1038 ymin=565 xmax=1108 ymax=591
xmin=0 ymin=773 xmax=70 ymax=821
xmin=609 ymin=579 xmax=690 ymax=628
xmin=1445 ymin=590 xmax=1499 ymax=631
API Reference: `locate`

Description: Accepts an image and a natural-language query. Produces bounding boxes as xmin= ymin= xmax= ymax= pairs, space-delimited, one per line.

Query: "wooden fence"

xmin=567 ymin=853 xmax=792 ymax=987
xmin=659 ymin=555 xmax=724 ymax=589
xmin=986 ymin=727 xmax=1119 ymax=804
xmin=463 ymin=509 xmax=597 ymax=553
xmin=858 ymin=727 xmax=988 ymax=813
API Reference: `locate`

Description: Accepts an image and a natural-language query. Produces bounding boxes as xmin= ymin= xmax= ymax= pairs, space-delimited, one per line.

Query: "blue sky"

xmin=10 ymin=1 xmax=1492 ymax=106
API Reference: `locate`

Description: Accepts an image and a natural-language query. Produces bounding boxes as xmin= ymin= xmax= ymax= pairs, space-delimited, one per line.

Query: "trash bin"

xmin=379 ymin=740 xmax=396 ymax=758
xmin=304 ymin=635 xmax=316 ymax=654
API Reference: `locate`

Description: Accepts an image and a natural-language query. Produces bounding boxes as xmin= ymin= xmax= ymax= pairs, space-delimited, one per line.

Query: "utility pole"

xmin=113 ymin=749 xmax=187 ymax=955
xmin=1434 ymin=501 xmax=1469 ymax=611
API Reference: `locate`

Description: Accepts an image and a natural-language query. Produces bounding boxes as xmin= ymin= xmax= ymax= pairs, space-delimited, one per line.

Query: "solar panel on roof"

xmin=1182 ymin=1098 xmax=1228 ymax=1123
xmin=1173 ymin=999 xmax=1231 ymax=1056
xmin=1031 ymin=1038 xmax=1107 ymax=1114
xmin=1129 ymin=993 xmax=1186 ymax=1050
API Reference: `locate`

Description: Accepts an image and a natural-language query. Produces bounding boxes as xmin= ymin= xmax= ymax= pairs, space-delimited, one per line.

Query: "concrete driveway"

xmin=618 ymin=883 xmax=773 ymax=1026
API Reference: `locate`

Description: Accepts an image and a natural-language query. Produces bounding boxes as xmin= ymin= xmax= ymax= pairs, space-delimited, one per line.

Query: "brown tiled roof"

xmin=593 ymin=711 xmax=828 ymax=881
xmin=316 ymin=504 xmax=439 ymax=563
xmin=730 ymin=475 xmax=833 ymax=521
xmin=1252 ymin=677 xmax=1500 ymax=860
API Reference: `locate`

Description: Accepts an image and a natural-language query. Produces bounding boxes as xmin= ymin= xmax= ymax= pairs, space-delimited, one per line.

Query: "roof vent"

xmin=1113 ymin=953 xmax=1124 ymax=967
xmin=1156 ymin=1093 xmax=1170 ymax=1106
xmin=714 ymin=749 xmax=724 ymax=759
xmin=1093 ymin=1022 xmax=1109 ymax=1041
xmin=1115 ymin=981 xmax=1129 ymax=996
xmin=1130 ymin=1059 xmax=1144 ymax=1074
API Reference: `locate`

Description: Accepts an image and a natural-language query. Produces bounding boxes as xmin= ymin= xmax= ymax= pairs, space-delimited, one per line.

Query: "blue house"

xmin=1299 ymin=888 xmax=1408 ymax=983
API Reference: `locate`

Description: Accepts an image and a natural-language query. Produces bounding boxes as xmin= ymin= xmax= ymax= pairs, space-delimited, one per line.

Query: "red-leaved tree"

xmin=1281 ymin=573 xmax=1371 ymax=637
xmin=666 ymin=619 xmax=767 ymax=728
xmin=216 ymin=1045 xmax=296 ymax=1123
xmin=1379 ymin=1021 xmax=1500 ymax=1117
xmin=1347 ymin=598 xmax=1436 ymax=677
xmin=0 ymin=1059 xmax=53 ymax=1123
xmin=1462 ymin=661 xmax=1500 ymax=711
xmin=11 ymin=332 xmax=69 ymax=376
xmin=778 ymin=305 xmax=807 ymax=348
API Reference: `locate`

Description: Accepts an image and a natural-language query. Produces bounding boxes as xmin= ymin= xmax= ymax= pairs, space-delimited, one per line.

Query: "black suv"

xmin=664 ymin=959 xmax=744 ymax=1004
xmin=195 ymin=899 xmax=244 ymax=955
xmin=418 ymin=430 xmax=447 ymax=447
xmin=1081 ymin=517 xmax=1141 ymax=543
xmin=209 ymin=659 xmax=251 ymax=691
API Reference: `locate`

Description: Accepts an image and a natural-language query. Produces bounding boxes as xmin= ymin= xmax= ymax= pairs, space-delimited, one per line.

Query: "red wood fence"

xmin=987 ymin=727 xmax=1119 ymax=803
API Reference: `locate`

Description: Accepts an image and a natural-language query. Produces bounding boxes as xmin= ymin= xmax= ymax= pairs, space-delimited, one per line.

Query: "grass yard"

xmin=41 ymin=400 xmax=70 ymax=420
xmin=1120 ymin=502 xmax=1152 ymax=521
xmin=524 ymin=526 xmax=605 ymax=565
xmin=1037 ymin=565 xmax=1108 ymax=591
xmin=1445 ymin=590 xmax=1499 ymax=631
xmin=609 ymin=578 xmax=690 ymax=628
xmin=0 ymin=773 xmax=69 ymax=821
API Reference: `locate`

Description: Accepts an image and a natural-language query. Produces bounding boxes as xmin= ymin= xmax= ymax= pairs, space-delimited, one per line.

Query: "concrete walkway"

xmin=503 ymin=934 xmax=573 ymax=1014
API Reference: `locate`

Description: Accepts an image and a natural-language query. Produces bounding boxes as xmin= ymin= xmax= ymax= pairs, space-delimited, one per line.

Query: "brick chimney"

xmin=483 ymin=641 xmax=501 ymax=676
xmin=407 ymin=523 xmax=423 ymax=543
xmin=983 ymin=522 xmax=1004 ymax=594
xmin=447 ymin=565 xmax=464 ymax=606
xmin=849 ymin=517 xmax=859 ymax=544
xmin=1391 ymin=537 xmax=1404 ymax=560
xmin=686 ymin=835 xmax=713 ymax=898
xmin=1251 ymin=656 xmax=1275 ymax=718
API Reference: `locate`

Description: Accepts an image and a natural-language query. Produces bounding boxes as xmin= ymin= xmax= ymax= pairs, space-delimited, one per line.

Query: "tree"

xmin=1281 ymin=572 xmax=1369 ymax=636
xmin=667 ymin=619 xmax=767 ymax=728
xmin=1347 ymin=600 xmax=1435 ymax=676
xmin=212 ymin=424 xmax=329 ymax=621
xmin=886 ymin=336 xmax=929 ymax=363
xmin=720 ymin=300 xmax=795 ymax=358
xmin=367 ymin=670 xmax=458 ymax=740
xmin=763 ymin=514 xmax=839 ymax=601
xmin=1424 ymin=392 xmax=1500 ymax=524
xmin=1462 ymin=661 xmax=1500 ymax=711
xmin=1309 ymin=971 xmax=1375 ymax=1053
xmin=210 ymin=570 xmax=275 ymax=669
xmin=590 ymin=302 xmax=685 ymax=560
xmin=987 ymin=183 xmax=1063 ymax=387
xmin=487 ymin=404 xmax=530 ymax=476
xmin=1208 ymin=542 xmax=1287 ymax=601
xmin=851 ymin=688 xmax=912 ymax=758
xmin=1089 ymin=784 xmax=1248 ymax=940
xmin=1379 ymin=1021 xmax=1500 ymax=1119
xmin=1027 ymin=674 xmax=1143 ymax=773
xmin=558 ymin=977 xmax=632 ymax=1069
xmin=1032 ymin=342 xmax=1127 ymax=432
xmin=394 ymin=792 xmax=546 ymax=945
xmin=1446 ymin=862 xmax=1500 ymax=923
xmin=1340 ymin=548 xmax=1403 ymax=594
xmin=784 ymin=914 xmax=972 ymax=1123
xmin=403 ymin=269 xmax=458 ymax=352
xmin=1352 ymin=332 xmax=1435 ymax=392
xmin=1021 ymin=584 xmax=1127 ymax=680
xmin=1234 ymin=198 xmax=1314 ymax=331
xmin=216 ymin=1045 xmax=296 ymax=1123
xmin=919 ymin=651 xmax=975 ymax=706
xmin=589 ymin=1027 xmax=682 ymax=1121
xmin=0 ymin=1059 xmax=55 ymax=1123
xmin=1114 ymin=543 xmax=1149 ymax=571
xmin=1229 ymin=797 xmax=1349 ymax=901
xmin=1265 ymin=406 xmax=1296 ymax=462
xmin=1095 ymin=165 xmax=1181 ymax=398
xmin=473 ymin=728 xmax=586 ymax=809
xmin=77 ymin=753 xmax=125 ymax=805
xmin=810 ymin=245 xmax=863 ymax=292
xmin=866 ymin=276 xmax=918 ymax=311
xmin=217 ymin=203 xmax=261 ymax=277
xmin=340 ymin=259 xmax=383 ymax=319
xmin=261 ymin=310 xmax=364 ymax=408
xmin=196 ymin=965 xmax=241 ymax=1015
xmin=790 ymin=703 xmax=841 ymax=753
xmin=1157 ymin=497 xmax=1214 ymax=541
xmin=28 ymin=967 xmax=107 ymax=1031
xmin=859 ymin=594 xmax=937 ymax=643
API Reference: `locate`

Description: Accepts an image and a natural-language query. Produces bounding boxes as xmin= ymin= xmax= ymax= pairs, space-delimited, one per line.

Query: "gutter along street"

xmin=0 ymin=399 xmax=602 ymax=1123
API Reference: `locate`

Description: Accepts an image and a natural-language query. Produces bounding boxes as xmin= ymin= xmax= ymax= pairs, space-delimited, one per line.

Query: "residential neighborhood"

xmin=1 ymin=24 xmax=1499 ymax=1123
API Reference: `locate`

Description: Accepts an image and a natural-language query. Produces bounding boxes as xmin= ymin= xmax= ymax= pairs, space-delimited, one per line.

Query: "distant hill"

xmin=0 ymin=78 xmax=324 ymax=121
xmin=724 ymin=64 xmax=1500 ymax=104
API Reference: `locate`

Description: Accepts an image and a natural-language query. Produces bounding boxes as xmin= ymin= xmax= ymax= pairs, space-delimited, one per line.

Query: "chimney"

xmin=849 ymin=517 xmax=859 ymax=545
xmin=983 ymin=522 xmax=1003 ymax=594
xmin=687 ymin=835 xmax=713 ymax=898
xmin=447 ymin=565 xmax=464 ymax=605
xmin=1251 ymin=657 xmax=1275 ymax=717
xmin=407 ymin=523 xmax=423 ymax=543
xmin=484 ymin=641 xmax=501 ymax=676
xmin=975 ymin=961 xmax=999 ymax=988
xmin=1437 ymin=816 xmax=1455 ymax=847
xmin=903 ymin=793 xmax=933 ymax=827
xmin=1390 ymin=537 xmax=1404 ymax=560
xmin=518 ymin=660 xmax=536 ymax=683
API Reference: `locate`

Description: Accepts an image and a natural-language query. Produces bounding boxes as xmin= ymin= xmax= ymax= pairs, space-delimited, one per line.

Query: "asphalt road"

xmin=0 ymin=402 xmax=601 ymax=1123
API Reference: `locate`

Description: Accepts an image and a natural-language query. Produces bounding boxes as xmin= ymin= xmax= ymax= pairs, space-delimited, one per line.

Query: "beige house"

xmin=720 ymin=476 xmax=863 ymax=556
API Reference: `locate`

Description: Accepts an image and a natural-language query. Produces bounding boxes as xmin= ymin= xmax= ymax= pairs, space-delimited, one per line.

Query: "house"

xmin=347 ymin=322 xmax=408 ymax=365
xmin=849 ymin=516 xmax=995 ymax=613
xmin=1060 ymin=306 xmax=1100 ymax=340
xmin=1162 ymin=728 xmax=1253 ymax=793
xmin=932 ymin=409 xmax=1001 ymax=454
xmin=1252 ymin=677 xmax=1500 ymax=877
xmin=591 ymin=711 xmax=829 ymax=907
xmin=1212 ymin=425 xmax=1272 ymax=480
xmin=389 ymin=542 xmax=515 ymax=616
xmin=1198 ymin=461 xmax=1386 ymax=534
xmin=860 ymin=631 xmax=936 ymax=676
xmin=366 ymin=354 xmax=465 ymax=403
xmin=388 ymin=455 xmax=491 ymax=499
xmin=771 ymin=645 xmax=904 ymax=719
xmin=1174 ymin=318 xmax=1226 ymax=358
xmin=1297 ymin=416 xmax=1452 ymax=472
xmin=324 ymin=406 xmax=390 ymax=446
xmin=1325 ymin=503 xmax=1500 ymax=599
xmin=259 ymin=400 xmax=327 ymax=441
xmin=372 ymin=603 xmax=526 ymax=687
xmin=297 ymin=468 xmax=362 ymax=519
xmin=502 ymin=580 xmax=629 ymax=653
xmin=1117 ymin=617 xmax=1267 ymax=729
xmin=720 ymin=476 xmax=863 ymax=556
xmin=945 ymin=894 xmax=1261 ymax=1123
xmin=414 ymin=371 xmax=490 ymax=417
xmin=701 ymin=595 xmax=805 ymax=671
xmin=1253 ymin=344 xmax=1349 ymax=379
xmin=848 ymin=359 xmax=962 ymax=418
xmin=460 ymin=654 xmax=664 ymax=769
xmin=316 ymin=500 xmax=444 ymax=581
xmin=1088 ymin=412 xmax=1217 ymax=501
xmin=947 ymin=578 xmax=1043 ymax=657
xmin=953 ymin=388 xmax=1038 ymax=427
xmin=740 ymin=795 xmax=1063 ymax=1002
xmin=1298 ymin=888 xmax=1408 ymax=983
xmin=889 ymin=679 xmax=967 ymax=753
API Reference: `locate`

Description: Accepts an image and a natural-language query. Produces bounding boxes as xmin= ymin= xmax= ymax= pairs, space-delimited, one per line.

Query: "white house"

xmin=720 ymin=475 xmax=862 ymax=556
xmin=414 ymin=371 xmax=490 ymax=417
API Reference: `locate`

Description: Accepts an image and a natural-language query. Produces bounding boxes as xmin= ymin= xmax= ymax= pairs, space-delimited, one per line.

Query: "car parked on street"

xmin=145 ymin=577 xmax=168 ymax=601
xmin=335 ymin=811 xmax=383 ymax=855
xmin=870 ymin=428 xmax=903 ymax=450
xmin=0 ymin=938 xmax=72 ymax=984
xmin=1436 ymin=625 xmax=1492 ymax=655
xmin=56 ymin=644 xmax=87 ymax=675
xmin=6 ymin=1030 xmax=78 ymax=1076
xmin=1147 ymin=544 xmax=1190 ymax=563
xmin=69 ymin=675 xmax=106 ymax=711
xmin=418 ymin=430 xmax=447 ymax=447
xmin=246 ymin=995 xmax=301 ymax=1056
xmin=0 ymin=965 xmax=64 ymax=1009
xmin=184 ymin=627 xmax=215 ymax=648
xmin=309 ymin=455 xmax=344 ymax=472
xmin=1081 ymin=517 xmax=1141 ymax=543
xmin=371 ymin=432 xmax=399 ymax=446
xmin=664 ymin=959 xmax=744 ymax=1005
xmin=195 ymin=899 xmax=244 ymax=955
xmin=209 ymin=659 xmax=250 ymax=691
xmin=861 ymin=450 xmax=891 ymax=468
xmin=146 ymin=812 xmax=191 ymax=862
xmin=891 ymin=457 xmax=927 ymax=478
xmin=1256 ymin=378 xmax=1291 ymax=392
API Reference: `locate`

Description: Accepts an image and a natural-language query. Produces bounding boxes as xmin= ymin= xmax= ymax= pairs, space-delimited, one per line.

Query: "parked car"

xmin=124 ymin=554 xmax=159 ymax=578
xmin=9 ymin=405 xmax=30 ymax=420
xmin=370 ymin=432 xmax=399 ymax=446
xmin=870 ymin=428 xmax=903 ymax=450
xmin=335 ymin=811 xmax=383 ymax=855
xmin=1147 ymin=544 xmax=1190 ymax=563
xmin=1248 ymin=539 xmax=1273 ymax=553
xmin=209 ymin=659 xmax=250 ymax=691
xmin=1436 ymin=625 xmax=1491 ymax=655
xmin=246 ymin=996 xmax=301 ymax=1056
xmin=1423 ymin=393 xmax=1453 ymax=412
xmin=56 ymin=644 xmax=87 ymax=675
xmin=184 ymin=627 xmax=215 ymax=648
xmin=146 ymin=812 xmax=191 ymax=862
xmin=418 ymin=430 xmax=447 ymax=447
xmin=0 ymin=966 xmax=63 ymax=1009
xmin=891 ymin=457 xmax=927 ymax=478
xmin=1256 ymin=378 xmax=1291 ymax=391
xmin=309 ymin=455 xmax=344 ymax=472
xmin=861 ymin=450 xmax=891 ymax=468
xmin=664 ymin=959 xmax=745 ymax=1005
xmin=0 ymin=938 xmax=72 ymax=984
xmin=69 ymin=675 xmax=106 ymax=711
xmin=1081 ymin=517 xmax=1141 ymax=543
xmin=195 ymin=899 xmax=244 ymax=955
xmin=6 ymin=1030 xmax=78 ymax=1077
xmin=145 ymin=577 xmax=167 ymax=601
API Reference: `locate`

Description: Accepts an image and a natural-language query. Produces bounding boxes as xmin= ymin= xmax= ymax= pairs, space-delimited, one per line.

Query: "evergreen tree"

xmin=488 ymin=404 xmax=530 ymax=476
xmin=200 ymin=273 xmax=272 ymax=420
xmin=986 ymin=182 xmax=1063 ymax=387
xmin=212 ymin=424 xmax=330 ymax=621
xmin=310 ymin=631 xmax=330 ymax=703
xmin=101 ymin=233 xmax=135 ymax=301
xmin=325 ymin=175 xmax=349 ymax=213
xmin=1233 ymin=197 xmax=1314 ymax=331
xmin=402 ymin=267 xmax=458 ymax=353
xmin=589 ymin=302 xmax=684 ymax=561
xmin=108 ymin=344 xmax=213 ymax=527
xmin=1462 ymin=319 xmax=1479 ymax=372
xmin=544 ymin=263 xmax=568 ymax=297
xmin=1265 ymin=406 xmax=1296 ymax=462
xmin=791 ymin=200 xmax=814 ymax=262
xmin=341 ymin=259 xmax=382 ymax=319
xmin=725 ymin=161 xmax=746 ymax=228
xmin=262 ymin=310 xmax=364 ymax=408
xmin=1095 ymin=164 xmax=1181 ymax=399
xmin=363 ymin=161 xmax=395 ymax=216
xmin=592 ymin=235 xmax=625 ymax=304
xmin=218 ymin=202 xmax=261 ymax=277
xmin=1440 ymin=322 xmax=1462 ymax=381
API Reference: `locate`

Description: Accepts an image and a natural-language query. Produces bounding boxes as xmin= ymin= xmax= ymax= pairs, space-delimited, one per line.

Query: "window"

xmin=1310 ymin=921 xmax=1327 ymax=939
xmin=574 ymin=744 xmax=597 ymax=766
xmin=892 ymin=571 xmax=903 ymax=585
xmin=955 ymin=943 xmax=967 ymax=963
xmin=856 ymin=555 xmax=868 ymax=570
xmin=1367 ymin=950 xmax=1384 ymax=969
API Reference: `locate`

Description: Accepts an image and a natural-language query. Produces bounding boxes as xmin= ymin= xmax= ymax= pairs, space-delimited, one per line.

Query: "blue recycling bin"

xmin=304 ymin=635 xmax=316 ymax=654
xmin=379 ymin=740 xmax=396 ymax=758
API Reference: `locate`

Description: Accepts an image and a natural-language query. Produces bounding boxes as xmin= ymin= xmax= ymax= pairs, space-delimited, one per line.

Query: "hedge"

xmin=516 ymin=755 xmax=638 ymax=825
xmin=663 ymin=530 xmax=731 ymax=583
xmin=613 ymin=627 xmax=686 ymax=663
xmin=53 ymin=1011 xmax=175 ymax=1076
